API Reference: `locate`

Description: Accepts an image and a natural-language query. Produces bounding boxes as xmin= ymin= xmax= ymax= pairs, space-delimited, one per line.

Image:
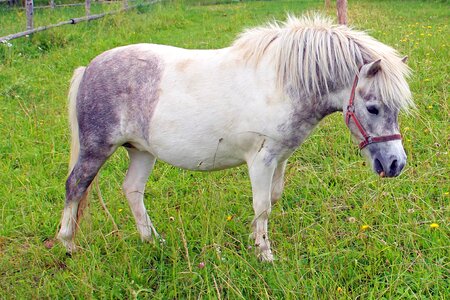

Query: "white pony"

xmin=58 ymin=15 xmax=413 ymax=261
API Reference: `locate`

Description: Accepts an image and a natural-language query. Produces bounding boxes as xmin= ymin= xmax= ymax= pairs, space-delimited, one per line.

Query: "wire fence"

xmin=0 ymin=0 xmax=160 ymax=43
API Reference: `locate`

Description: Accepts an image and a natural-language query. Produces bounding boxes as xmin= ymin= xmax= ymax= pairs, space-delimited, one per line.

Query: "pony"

xmin=58 ymin=14 xmax=413 ymax=262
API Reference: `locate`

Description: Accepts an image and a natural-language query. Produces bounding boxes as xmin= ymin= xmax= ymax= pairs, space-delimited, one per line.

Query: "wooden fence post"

xmin=26 ymin=0 xmax=33 ymax=30
xmin=85 ymin=0 xmax=91 ymax=16
xmin=337 ymin=0 xmax=347 ymax=25
xmin=50 ymin=0 xmax=55 ymax=9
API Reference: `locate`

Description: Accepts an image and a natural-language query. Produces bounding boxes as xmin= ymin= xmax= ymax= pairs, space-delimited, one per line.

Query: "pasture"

xmin=0 ymin=0 xmax=448 ymax=298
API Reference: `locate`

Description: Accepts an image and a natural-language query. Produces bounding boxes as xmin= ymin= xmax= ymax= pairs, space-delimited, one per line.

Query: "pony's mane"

xmin=232 ymin=14 xmax=413 ymax=110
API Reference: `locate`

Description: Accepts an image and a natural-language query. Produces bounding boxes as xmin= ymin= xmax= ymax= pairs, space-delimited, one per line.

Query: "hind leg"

xmin=123 ymin=147 xmax=160 ymax=241
xmin=58 ymin=151 xmax=111 ymax=253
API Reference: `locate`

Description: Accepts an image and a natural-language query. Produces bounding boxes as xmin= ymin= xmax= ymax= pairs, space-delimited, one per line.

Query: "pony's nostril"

xmin=374 ymin=158 xmax=384 ymax=174
xmin=389 ymin=159 xmax=398 ymax=175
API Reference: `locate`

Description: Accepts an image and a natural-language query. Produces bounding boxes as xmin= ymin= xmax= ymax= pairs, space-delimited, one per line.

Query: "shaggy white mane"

xmin=232 ymin=14 xmax=413 ymax=110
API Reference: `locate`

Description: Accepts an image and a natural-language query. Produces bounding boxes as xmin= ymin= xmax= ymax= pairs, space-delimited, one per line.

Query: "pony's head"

xmin=345 ymin=57 xmax=412 ymax=177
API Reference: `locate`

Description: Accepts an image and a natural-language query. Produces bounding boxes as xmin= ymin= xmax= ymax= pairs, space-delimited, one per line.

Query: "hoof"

xmin=139 ymin=230 xmax=165 ymax=244
xmin=258 ymin=249 xmax=274 ymax=262
xmin=57 ymin=233 xmax=76 ymax=254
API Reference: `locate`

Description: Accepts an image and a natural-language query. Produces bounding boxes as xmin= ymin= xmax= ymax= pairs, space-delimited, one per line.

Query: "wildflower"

xmin=360 ymin=225 xmax=370 ymax=231
xmin=407 ymin=208 xmax=414 ymax=214
xmin=169 ymin=216 xmax=175 ymax=222
xmin=427 ymin=105 xmax=433 ymax=109
xmin=226 ymin=215 xmax=233 ymax=221
xmin=118 ymin=208 xmax=123 ymax=212
xmin=198 ymin=262 xmax=205 ymax=269
xmin=348 ymin=217 xmax=356 ymax=223
xmin=424 ymin=78 xmax=430 ymax=82
xmin=337 ymin=287 xmax=343 ymax=293
xmin=430 ymin=223 xmax=439 ymax=229
xmin=444 ymin=192 xmax=449 ymax=196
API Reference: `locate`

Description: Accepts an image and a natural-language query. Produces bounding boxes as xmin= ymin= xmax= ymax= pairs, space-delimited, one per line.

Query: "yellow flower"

xmin=337 ymin=287 xmax=343 ymax=293
xmin=430 ymin=223 xmax=439 ymax=229
xmin=424 ymin=78 xmax=430 ymax=82
xmin=226 ymin=215 xmax=233 ymax=221
xmin=118 ymin=208 xmax=123 ymax=212
xmin=427 ymin=105 xmax=433 ymax=109
xmin=444 ymin=192 xmax=449 ymax=196
xmin=360 ymin=225 xmax=370 ymax=231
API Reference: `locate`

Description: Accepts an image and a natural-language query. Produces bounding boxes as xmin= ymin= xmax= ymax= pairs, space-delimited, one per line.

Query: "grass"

xmin=0 ymin=0 xmax=448 ymax=298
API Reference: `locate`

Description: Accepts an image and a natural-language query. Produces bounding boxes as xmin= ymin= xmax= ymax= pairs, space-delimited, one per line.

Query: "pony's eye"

xmin=367 ymin=105 xmax=379 ymax=115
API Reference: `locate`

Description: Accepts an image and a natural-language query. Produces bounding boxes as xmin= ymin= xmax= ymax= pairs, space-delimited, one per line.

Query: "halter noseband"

xmin=345 ymin=72 xmax=402 ymax=149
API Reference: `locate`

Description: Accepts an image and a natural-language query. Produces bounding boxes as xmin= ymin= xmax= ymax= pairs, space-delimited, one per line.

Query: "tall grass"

xmin=0 ymin=0 xmax=448 ymax=298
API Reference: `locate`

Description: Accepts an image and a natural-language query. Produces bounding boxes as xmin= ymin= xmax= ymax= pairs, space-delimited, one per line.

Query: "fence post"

xmin=85 ymin=0 xmax=91 ymax=16
xmin=50 ymin=0 xmax=55 ymax=9
xmin=26 ymin=0 xmax=34 ymax=30
xmin=337 ymin=0 xmax=347 ymax=25
xmin=124 ymin=0 xmax=128 ymax=9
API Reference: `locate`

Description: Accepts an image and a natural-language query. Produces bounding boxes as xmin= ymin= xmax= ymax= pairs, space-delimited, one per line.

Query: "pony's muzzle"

xmin=373 ymin=154 xmax=406 ymax=177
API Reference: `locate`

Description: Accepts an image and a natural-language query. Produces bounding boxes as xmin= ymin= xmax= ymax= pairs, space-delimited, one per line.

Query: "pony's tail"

xmin=67 ymin=66 xmax=90 ymax=222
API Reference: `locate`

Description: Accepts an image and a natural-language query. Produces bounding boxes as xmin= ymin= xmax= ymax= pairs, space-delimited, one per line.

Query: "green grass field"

xmin=0 ymin=0 xmax=448 ymax=298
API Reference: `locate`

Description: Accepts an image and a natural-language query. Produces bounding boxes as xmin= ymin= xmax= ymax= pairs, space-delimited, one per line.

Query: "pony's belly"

xmin=145 ymin=139 xmax=247 ymax=171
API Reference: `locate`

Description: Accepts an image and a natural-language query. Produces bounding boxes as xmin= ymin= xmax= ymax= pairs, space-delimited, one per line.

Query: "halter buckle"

xmin=346 ymin=105 xmax=355 ymax=113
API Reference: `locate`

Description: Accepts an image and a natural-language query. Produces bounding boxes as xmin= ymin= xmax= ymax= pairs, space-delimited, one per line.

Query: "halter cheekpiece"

xmin=345 ymin=71 xmax=402 ymax=149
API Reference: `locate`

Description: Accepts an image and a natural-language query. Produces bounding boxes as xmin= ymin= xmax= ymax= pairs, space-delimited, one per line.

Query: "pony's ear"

xmin=401 ymin=56 xmax=408 ymax=64
xmin=363 ymin=59 xmax=382 ymax=77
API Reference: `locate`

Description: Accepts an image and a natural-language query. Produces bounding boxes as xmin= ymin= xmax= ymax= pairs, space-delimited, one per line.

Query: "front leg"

xmin=271 ymin=160 xmax=287 ymax=205
xmin=247 ymin=150 xmax=277 ymax=262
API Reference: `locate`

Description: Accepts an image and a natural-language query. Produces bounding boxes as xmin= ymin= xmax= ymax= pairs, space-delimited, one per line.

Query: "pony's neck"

xmin=309 ymin=87 xmax=352 ymax=120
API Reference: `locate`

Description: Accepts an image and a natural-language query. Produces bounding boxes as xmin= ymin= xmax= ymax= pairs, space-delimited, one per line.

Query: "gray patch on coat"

xmin=277 ymin=88 xmax=340 ymax=149
xmin=77 ymin=45 xmax=164 ymax=152
xmin=66 ymin=151 xmax=110 ymax=203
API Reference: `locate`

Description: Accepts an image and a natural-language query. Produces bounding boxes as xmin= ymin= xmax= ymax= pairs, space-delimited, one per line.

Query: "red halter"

xmin=345 ymin=72 xmax=402 ymax=149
